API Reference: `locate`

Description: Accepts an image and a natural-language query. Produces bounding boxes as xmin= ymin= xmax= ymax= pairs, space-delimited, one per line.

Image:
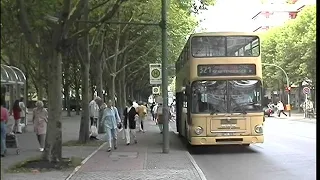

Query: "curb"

xmin=186 ymin=152 xmax=207 ymax=180
xmin=168 ymin=123 xmax=207 ymax=180
xmin=65 ymin=142 xmax=107 ymax=180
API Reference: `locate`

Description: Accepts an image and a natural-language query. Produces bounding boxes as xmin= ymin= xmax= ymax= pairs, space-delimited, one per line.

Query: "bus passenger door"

xmin=175 ymin=92 xmax=183 ymax=134
xmin=185 ymin=85 xmax=192 ymax=139
xmin=186 ymin=85 xmax=192 ymax=125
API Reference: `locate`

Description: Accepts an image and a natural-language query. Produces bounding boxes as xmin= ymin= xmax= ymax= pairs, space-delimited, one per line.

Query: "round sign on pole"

xmin=151 ymin=68 xmax=161 ymax=79
xmin=152 ymin=87 xmax=160 ymax=95
xmin=303 ymin=87 xmax=311 ymax=95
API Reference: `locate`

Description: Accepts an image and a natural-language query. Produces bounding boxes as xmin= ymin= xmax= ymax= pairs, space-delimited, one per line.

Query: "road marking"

xmin=186 ymin=152 xmax=207 ymax=180
xmin=65 ymin=142 xmax=107 ymax=180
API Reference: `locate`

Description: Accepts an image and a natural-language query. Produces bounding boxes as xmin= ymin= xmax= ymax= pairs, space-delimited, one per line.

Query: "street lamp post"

xmin=262 ymin=63 xmax=291 ymax=117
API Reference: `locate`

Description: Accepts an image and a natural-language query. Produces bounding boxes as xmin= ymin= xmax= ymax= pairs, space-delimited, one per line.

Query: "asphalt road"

xmin=190 ymin=117 xmax=316 ymax=180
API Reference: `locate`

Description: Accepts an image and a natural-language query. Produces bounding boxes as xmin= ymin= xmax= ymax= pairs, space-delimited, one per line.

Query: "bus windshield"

xmin=192 ymin=81 xmax=228 ymax=113
xmin=228 ymin=80 xmax=262 ymax=113
xmin=191 ymin=80 xmax=262 ymax=114
xmin=191 ymin=36 xmax=260 ymax=57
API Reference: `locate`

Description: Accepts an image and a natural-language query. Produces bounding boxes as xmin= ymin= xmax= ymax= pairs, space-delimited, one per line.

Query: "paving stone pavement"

xmin=2 ymin=111 xmax=99 ymax=180
xmin=69 ymin=118 xmax=203 ymax=180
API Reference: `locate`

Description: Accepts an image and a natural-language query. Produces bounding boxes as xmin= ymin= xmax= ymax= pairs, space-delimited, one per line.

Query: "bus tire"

xmin=243 ymin=144 xmax=250 ymax=146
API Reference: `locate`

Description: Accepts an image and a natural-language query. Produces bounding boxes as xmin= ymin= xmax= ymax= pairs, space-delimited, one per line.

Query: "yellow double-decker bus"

xmin=175 ymin=32 xmax=264 ymax=146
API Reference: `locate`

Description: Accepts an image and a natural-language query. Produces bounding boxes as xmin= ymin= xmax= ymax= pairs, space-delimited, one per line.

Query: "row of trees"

xmin=1 ymin=0 xmax=214 ymax=162
xmin=261 ymin=5 xmax=316 ymax=104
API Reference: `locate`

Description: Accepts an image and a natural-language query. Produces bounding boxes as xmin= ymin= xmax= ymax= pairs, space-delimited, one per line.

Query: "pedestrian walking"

xmin=1 ymin=99 xmax=9 ymax=157
xmin=89 ymin=97 xmax=100 ymax=127
xmin=102 ymin=100 xmax=121 ymax=152
xmin=137 ymin=101 xmax=147 ymax=132
xmin=89 ymin=97 xmax=100 ymax=139
xmin=123 ymin=100 xmax=138 ymax=145
xmin=150 ymin=102 xmax=156 ymax=121
xmin=152 ymin=103 xmax=158 ymax=125
xmin=32 ymin=101 xmax=48 ymax=152
xmin=19 ymin=98 xmax=27 ymax=125
xmin=276 ymin=101 xmax=287 ymax=117
xmin=156 ymin=103 xmax=164 ymax=133
xmin=11 ymin=100 xmax=22 ymax=134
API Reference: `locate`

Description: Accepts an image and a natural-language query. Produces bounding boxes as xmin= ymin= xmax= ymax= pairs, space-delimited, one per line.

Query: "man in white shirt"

xmin=276 ymin=101 xmax=287 ymax=117
xmin=89 ymin=97 xmax=100 ymax=127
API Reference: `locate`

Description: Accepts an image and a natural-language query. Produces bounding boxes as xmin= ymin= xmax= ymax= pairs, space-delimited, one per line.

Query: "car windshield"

xmin=191 ymin=80 xmax=262 ymax=114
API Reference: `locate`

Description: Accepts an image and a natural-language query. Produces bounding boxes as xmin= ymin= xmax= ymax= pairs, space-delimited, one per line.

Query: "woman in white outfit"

xmin=19 ymin=98 xmax=27 ymax=125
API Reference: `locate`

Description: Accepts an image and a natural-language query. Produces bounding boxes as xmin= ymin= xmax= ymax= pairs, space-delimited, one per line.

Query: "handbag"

xmin=90 ymin=125 xmax=98 ymax=137
xmin=117 ymin=122 xmax=122 ymax=129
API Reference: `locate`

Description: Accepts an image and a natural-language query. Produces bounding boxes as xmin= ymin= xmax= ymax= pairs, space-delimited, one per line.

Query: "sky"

xmin=196 ymin=0 xmax=263 ymax=32
xmin=196 ymin=0 xmax=316 ymax=32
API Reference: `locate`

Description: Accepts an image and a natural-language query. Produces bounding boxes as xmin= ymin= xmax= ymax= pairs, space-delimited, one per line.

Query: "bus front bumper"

xmin=190 ymin=135 xmax=264 ymax=145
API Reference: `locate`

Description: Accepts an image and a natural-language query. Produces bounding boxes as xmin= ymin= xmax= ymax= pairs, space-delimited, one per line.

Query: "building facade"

xmin=252 ymin=3 xmax=305 ymax=32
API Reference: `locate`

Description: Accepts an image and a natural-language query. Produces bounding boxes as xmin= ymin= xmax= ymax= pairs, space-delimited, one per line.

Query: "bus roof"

xmin=190 ymin=32 xmax=259 ymax=37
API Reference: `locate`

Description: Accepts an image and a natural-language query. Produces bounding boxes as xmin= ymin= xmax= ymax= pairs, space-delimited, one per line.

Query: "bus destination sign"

xmin=197 ymin=64 xmax=256 ymax=76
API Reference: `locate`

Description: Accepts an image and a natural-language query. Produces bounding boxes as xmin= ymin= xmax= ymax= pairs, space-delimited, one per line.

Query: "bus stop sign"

xmin=303 ymin=87 xmax=311 ymax=95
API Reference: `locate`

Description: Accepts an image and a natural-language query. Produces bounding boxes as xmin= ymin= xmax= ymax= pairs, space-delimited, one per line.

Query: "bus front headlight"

xmin=255 ymin=125 xmax=263 ymax=134
xmin=194 ymin=126 xmax=203 ymax=135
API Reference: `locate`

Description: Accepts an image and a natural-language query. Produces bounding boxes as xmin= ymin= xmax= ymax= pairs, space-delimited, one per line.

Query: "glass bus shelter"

xmin=1 ymin=64 xmax=27 ymax=119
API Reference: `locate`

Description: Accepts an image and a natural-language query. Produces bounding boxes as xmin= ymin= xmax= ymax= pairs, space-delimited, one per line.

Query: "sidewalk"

xmin=269 ymin=112 xmax=316 ymax=124
xmin=68 ymin=118 xmax=205 ymax=180
xmin=2 ymin=111 xmax=99 ymax=180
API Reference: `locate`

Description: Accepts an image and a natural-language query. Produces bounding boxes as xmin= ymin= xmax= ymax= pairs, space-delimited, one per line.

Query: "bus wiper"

xmin=230 ymin=97 xmax=247 ymax=114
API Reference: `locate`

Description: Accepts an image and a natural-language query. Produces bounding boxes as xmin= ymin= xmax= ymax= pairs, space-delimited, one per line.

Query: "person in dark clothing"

xmin=150 ymin=102 xmax=156 ymax=121
xmin=123 ymin=100 xmax=138 ymax=145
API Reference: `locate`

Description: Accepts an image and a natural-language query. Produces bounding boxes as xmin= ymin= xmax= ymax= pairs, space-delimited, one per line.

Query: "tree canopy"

xmin=261 ymin=5 xmax=316 ymax=89
xmin=1 ymin=0 xmax=215 ymax=161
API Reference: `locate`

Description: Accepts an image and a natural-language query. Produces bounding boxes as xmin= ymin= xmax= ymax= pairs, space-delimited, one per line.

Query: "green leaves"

xmin=261 ymin=5 xmax=316 ymax=89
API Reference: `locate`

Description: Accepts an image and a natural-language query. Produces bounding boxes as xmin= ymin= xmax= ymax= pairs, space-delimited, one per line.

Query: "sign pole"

xmin=161 ymin=0 xmax=169 ymax=154
xmin=304 ymin=94 xmax=308 ymax=118
xmin=302 ymin=87 xmax=311 ymax=118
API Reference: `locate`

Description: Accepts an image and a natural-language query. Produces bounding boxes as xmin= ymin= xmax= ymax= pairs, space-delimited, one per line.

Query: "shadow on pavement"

xmin=187 ymin=144 xmax=259 ymax=155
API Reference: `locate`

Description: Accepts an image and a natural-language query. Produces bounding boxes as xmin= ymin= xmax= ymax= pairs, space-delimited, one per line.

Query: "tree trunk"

xmin=96 ymin=66 xmax=103 ymax=98
xmin=37 ymin=59 xmax=44 ymax=100
xmin=118 ymin=78 xmax=123 ymax=106
xmin=64 ymin=82 xmax=71 ymax=116
xmin=43 ymin=49 xmax=62 ymax=162
xmin=96 ymin=38 xmax=104 ymax=98
xmin=130 ymin=84 xmax=134 ymax=100
xmin=90 ymin=80 xmax=95 ymax=99
xmin=110 ymin=76 xmax=116 ymax=104
xmin=1 ymin=166 xmax=4 ymax=180
xmin=122 ymin=70 xmax=127 ymax=107
xmin=75 ymin=81 xmax=80 ymax=115
xmin=78 ymin=63 xmax=90 ymax=143
xmin=78 ymin=0 xmax=90 ymax=143
xmin=108 ymin=11 xmax=120 ymax=105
